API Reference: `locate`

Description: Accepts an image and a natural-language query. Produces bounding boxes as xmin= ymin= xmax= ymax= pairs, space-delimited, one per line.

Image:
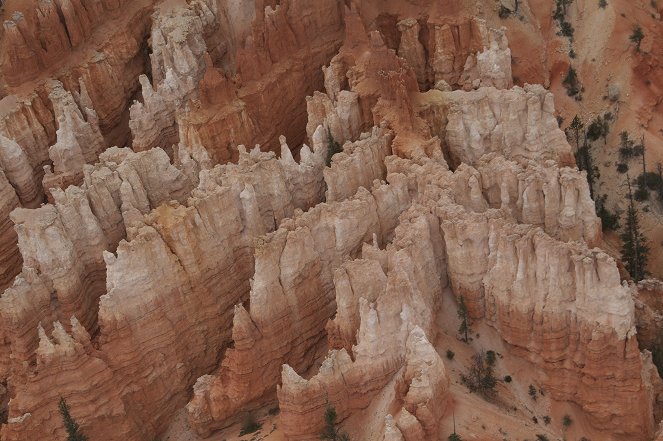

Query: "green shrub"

xmin=59 ymin=398 xmax=88 ymax=441
xmin=448 ymin=433 xmax=463 ymax=441
xmin=461 ymin=351 xmax=498 ymax=398
xmin=486 ymin=350 xmax=497 ymax=366
xmin=543 ymin=415 xmax=551 ymax=425
xmin=617 ymin=163 xmax=629 ymax=174
xmin=630 ymin=25 xmax=645 ymax=51
xmin=528 ymin=384 xmax=537 ymax=400
xmin=563 ymin=66 xmax=580 ymax=96
xmin=320 ymin=406 xmax=350 ymax=441
xmin=560 ymin=21 xmax=574 ymax=38
xmin=562 ymin=414 xmax=573 ymax=427
xmin=536 ymin=435 xmax=549 ymax=441
xmin=446 ymin=349 xmax=455 ymax=360
xmin=595 ymin=194 xmax=619 ymax=231
xmin=636 ymin=172 xmax=663 ymax=191
xmin=634 ymin=187 xmax=650 ymax=201
xmin=504 ymin=375 xmax=512 ymax=383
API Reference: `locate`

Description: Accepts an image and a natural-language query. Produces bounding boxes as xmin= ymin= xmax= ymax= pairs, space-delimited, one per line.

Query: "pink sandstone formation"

xmin=0 ymin=1 xmax=663 ymax=441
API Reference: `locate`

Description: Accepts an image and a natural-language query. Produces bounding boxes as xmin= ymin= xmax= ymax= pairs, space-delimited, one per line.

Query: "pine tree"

xmin=461 ymin=351 xmax=497 ymax=398
xmin=577 ymin=134 xmax=599 ymax=199
xmin=620 ymin=176 xmax=650 ymax=281
xmin=320 ymin=406 xmax=350 ymax=441
xmin=568 ymin=115 xmax=583 ymax=152
xmin=58 ymin=398 xmax=88 ymax=441
xmin=457 ymin=296 xmax=471 ymax=342
xmin=630 ymin=25 xmax=645 ymax=52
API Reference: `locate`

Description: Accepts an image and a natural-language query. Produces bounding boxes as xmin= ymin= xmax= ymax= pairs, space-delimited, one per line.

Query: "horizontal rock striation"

xmin=1 ymin=127 xmax=330 ymax=439
xmin=0 ymin=0 xmax=130 ymax=87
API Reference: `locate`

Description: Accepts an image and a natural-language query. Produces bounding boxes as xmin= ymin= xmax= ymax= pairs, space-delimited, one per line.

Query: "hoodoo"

xmin=1 ymin=1 xmax=663 ymax=440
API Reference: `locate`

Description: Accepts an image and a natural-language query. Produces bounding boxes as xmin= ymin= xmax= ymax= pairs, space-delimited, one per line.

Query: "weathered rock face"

xmin=417 ymin=85 xmax=575 ymax=169
xmin=0 ymin=0 xmax=129 ymax=87
xmin=278 ymin=205 xmax=449 ymax=440
xmin=0 ymin=171 xmax=21 ymax=291
xmin=130 ymin=0 xmax=345 ymax=163
xmin=635 ymin=279 xmax=663 ymax=356
xmin=1 ymin=123 xmax=331 ymax=439
xmin=395 ymin=155 xmax=652 ymax=438
xmin=0 ymin=0 xmax=155 ymax=290
xmin=186 ymin=175 xmax=413 ymax=436
xmin=1 ymin=1 xmax=662 ymax=440
xmin=43 ymin=81 xmax=105 ymax=199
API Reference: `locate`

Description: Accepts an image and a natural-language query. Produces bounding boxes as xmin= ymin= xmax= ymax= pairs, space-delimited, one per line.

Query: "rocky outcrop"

xmin=129 ymin=5 xmax=210 ymax=153
xmin=43 ymin=81 xmax=105 ymax=198
xmin=278 ymin=204 xmax=449 ymax=440
xmin=0 ymin=172 xmax=21 ymax=291
xmin=1 ymin=2 xmax=661 ymax=440
xmin=186 ymin=175 xmax=412 ymax=436
xmin=459 ymin=26 xmax=513 ymax=90
xmin=416 ymin=85 xmax=574 ymax=168
xmin=473 ymin=154 xmax=601 ymax=246
xmin=481 ymin=220 xmax=652 ymax=437
xmin=1 ymin=126 xmax=331 ymax=439
xmin=0 ymin=135 xmax=42 ymax=208
xmin=131 ymin=0 xmax=345 ymax=163
xmin=0 ymin=0 xmax=154 ymax=291
xmin=635 ymin=279 xmax=663 ymax=351
xmin=324 ymin=126 xmax=393 ymax=202
xmin=4 ymin=318 xmax=133 ymax=441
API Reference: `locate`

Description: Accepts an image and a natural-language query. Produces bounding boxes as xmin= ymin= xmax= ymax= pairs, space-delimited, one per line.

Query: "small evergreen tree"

xmin=619 ymin=131 xmax=635 ymax=160
xmin=568 ymin=115 xmax=584 ymax=151
xmin=595 ymin=194 xmax=619 ymax=231
xmin=577 ymin=136 xmax=599 ymax=199
xmin=528 ymin=384 xmax=538 ymax=400
xmin=630 ymin=25 xmax=645 ymax=51
xmin=457 ymin=296 xmax=471 ymax=342
xmin=58 ymin=398 xmax=88 ymax=441
xmin=562 ymin=66 xmax=580 ymax=96
xmin=448 ymin=433 xmax=463 ymax=441
xmin=461 ymin=351 xmax=497 ymax=398
xmin=320 ymin=406 xmax=350 ymax=441
xmin=620 ymin=176 xmax=650 ymax=281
